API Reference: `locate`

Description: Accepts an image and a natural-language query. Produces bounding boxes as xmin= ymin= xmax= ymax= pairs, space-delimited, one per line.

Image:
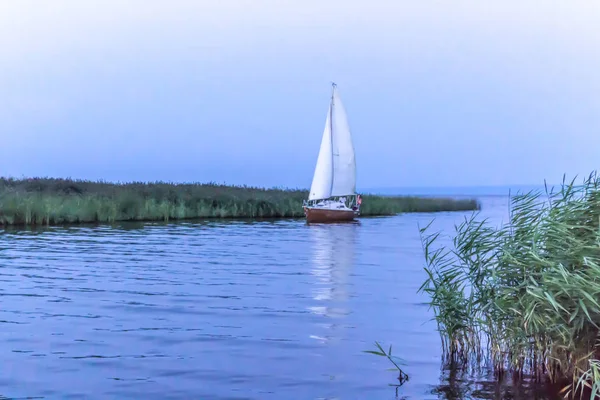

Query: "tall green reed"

xmin=419 ymin=172 xmax=600 ymax=398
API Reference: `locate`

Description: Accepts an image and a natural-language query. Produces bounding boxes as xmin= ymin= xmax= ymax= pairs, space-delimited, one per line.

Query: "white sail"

xmin=308 ymin=102 xmax=334 ymax=200
xmin=330 ymin=86 xmax=356 ymax=196
xmin=308 ymin=84 xmax=356 ymax=201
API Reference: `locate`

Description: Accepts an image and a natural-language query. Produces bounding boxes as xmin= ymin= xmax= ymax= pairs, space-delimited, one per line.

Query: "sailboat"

xmin=303 ymin=83 xmax=362 ymax=223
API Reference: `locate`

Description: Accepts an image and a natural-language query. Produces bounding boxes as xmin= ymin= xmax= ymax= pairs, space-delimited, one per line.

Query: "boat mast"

xmin=329 ymin=82 xmax=336 ymax=198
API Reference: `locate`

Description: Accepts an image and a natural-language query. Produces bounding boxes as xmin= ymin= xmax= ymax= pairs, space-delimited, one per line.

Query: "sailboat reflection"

xmin=307 ymin=222 xmax=358 ymax=343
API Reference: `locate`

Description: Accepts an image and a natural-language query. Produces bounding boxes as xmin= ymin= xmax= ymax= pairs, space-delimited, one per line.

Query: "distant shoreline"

xmin=361 ymin=184 xmax=551 ymax=198
xmin=0 ymin=177 xmax=480 ymax=226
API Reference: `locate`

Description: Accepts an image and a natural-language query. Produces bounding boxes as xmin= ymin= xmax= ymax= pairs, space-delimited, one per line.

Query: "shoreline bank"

xmin=0 ymin=177 xmax=480 ymax=226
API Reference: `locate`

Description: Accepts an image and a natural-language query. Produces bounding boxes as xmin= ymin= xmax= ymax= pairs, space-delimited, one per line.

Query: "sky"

xmin=1 ymin=1 xmax=599 ymax=189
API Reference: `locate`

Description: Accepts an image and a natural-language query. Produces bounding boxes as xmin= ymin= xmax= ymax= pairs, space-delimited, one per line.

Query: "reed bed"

xmin=0 ymin=177 xmax=479 ymax=226
xmin=418 ymin=172 xmax=600 ymax=398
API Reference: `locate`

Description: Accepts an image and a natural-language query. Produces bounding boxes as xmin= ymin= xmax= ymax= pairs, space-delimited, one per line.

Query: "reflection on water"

xmin=431 ymin=363 xmax=564 ymax=400
xmin=308 ymin=223 xmax=356 ymax=311
xmin=307 ymin=223 xmax=357 ymax=343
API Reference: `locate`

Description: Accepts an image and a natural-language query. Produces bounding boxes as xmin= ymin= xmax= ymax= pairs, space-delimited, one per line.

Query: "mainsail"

xmin=308 ymin=84 xmax=356 ymax=201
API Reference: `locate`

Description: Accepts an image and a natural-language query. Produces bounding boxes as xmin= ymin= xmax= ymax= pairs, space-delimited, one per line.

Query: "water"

xmin=0 ymin=196 xmax=556 ymax=399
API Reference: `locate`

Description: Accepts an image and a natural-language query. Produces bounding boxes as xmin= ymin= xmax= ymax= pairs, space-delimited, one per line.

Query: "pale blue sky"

xmin=1 ymin=1 xmax=599 ymax=189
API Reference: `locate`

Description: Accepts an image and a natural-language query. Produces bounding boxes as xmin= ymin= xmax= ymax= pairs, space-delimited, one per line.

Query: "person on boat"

xmin=352 ymin=195 xmax=362 ymax=211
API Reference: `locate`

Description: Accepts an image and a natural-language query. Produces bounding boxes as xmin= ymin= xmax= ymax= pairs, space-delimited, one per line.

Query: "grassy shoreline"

xmin=0 ymin=177 xmax=479 ymax=226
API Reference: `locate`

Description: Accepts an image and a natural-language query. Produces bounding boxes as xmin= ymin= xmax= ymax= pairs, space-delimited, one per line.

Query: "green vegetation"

xmin=418 ymin=172 xmax=600 ymax=399
xmin=0 ymin=177 xmax=479 ymax=226
xmin=360 ymin=194 xmax=479 ymax=215
xmin=364 ymin=341 xmax=409 ymax=390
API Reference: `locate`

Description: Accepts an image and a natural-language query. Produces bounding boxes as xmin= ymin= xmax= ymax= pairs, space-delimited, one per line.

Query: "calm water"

xmin=0 ymin=196 xmax=555 ymax=399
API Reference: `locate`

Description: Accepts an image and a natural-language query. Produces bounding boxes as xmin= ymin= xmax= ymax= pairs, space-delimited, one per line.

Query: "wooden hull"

xmin=303 ymin=207 xmax=357 ymax=223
